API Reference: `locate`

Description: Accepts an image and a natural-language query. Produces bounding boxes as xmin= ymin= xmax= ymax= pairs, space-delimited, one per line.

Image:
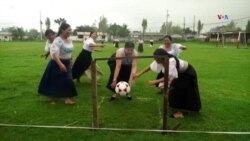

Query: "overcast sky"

xmin=1 ymin=0 xmax=250 ymax=33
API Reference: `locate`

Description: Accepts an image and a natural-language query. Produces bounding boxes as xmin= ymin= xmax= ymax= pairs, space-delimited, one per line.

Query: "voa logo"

xmin=217 ymin=14 xmax=229 ymax=20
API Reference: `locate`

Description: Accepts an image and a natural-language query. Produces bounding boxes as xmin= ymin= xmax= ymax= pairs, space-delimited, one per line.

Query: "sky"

xmin=0 ymin=0 xmax=250 ymax=33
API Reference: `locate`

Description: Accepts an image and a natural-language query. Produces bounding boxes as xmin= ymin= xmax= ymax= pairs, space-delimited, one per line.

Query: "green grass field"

xmin=0 ymin=41 xmax=250 ymax=141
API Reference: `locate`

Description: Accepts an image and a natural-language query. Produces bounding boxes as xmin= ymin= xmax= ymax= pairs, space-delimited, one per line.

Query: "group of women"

xmin=38 ymin=23 xmax=201 ymax=118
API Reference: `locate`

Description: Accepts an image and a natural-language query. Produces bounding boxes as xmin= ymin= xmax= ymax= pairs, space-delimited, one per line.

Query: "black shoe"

xmin=110 ymin=94 xmax=117 ymax=101
xmin=110 ymin=96 xmax=116 ymax=101
xmin=127 ymin=96 xmax=132 ymax=100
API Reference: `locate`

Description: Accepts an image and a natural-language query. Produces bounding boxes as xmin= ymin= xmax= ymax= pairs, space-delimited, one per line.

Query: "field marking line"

xmin=0 ymin=123 xmax=250 ymax=135
xmin=100 ymin=96 xmax=154 ymax=101
xmin=64 ymin=121 xmax=79 ymax=127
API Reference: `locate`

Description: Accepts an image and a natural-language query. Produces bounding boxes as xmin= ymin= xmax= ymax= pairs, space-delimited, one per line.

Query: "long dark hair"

xmin=57 ymin=23 xmax=70 ymax=36
xmin=89 ymin=31 xmax=96 ymax=37
xmin=153 ymin=48 xmax=180 ymax=70
xmin=45 ymin=29 xmax=55 ymax=37
xmin=163 ymin=35 xmax=172 ymax=41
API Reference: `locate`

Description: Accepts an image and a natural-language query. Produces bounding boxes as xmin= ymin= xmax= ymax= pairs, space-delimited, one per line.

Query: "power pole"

xmin=166 ymin=9 xmax=169 ymax=35
xmin=183 ymin=17 xmax=185 ymax=39
xmin=193 ymin=16 xmax=195 ymax=35
xmin=39 ymin=11 xmax=43 ymax=40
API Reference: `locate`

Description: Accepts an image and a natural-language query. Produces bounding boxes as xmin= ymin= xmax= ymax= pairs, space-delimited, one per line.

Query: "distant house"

xmin=198 ymin=34 xmax=209 ymax=42
xmin=131 ymin=31 xmax=165 ymax=41
xmin=0 ymin=32 xmax=12 ymax=41
xmin=185 ymin=34 xmax=195 ymax=40
xmin=171 ymin=34 xmax=182 ymax=39
xmin=76 ymin=32 xmax=108 ymax=42
xmin=131 ymin=31 xmax=141 ymax=39
xmin=209 ymin=31 xmax=250 ymax=44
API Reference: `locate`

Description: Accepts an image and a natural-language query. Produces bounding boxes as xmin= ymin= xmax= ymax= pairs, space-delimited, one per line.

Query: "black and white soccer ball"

xmin=115 ymin=81 xmax=131 ymax=96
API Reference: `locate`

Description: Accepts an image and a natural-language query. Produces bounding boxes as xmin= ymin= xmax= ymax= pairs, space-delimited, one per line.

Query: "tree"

xmin=197 ymin=20 xmax=203 ymax=37
xmin=160 ymin=22 xmax=166 ymax=34
xmin=7 ymin=27 xmax=19 ymax=40
xmin=184 ymin=27 xmax=193 ymax=34
xmin=224 ymin=20 xmax=237 ymax=31
xmin=54 ymin=18 xmax=66 ymax=26
xmin=5 ymin=27 xmax=25 ymax=40
xmin=172 ymin=25 xmax=183 ymax=34
xmin=26 ymin=29 xmax=40 ymax=40
xmin=73 ymin=25 xmax=97 ymax=35
xmin=246 ymin=20 xmax=250 ymax=32
xmin=108 ymin=23 xmax=130 ymax=37
xmin=141 ymin=19 xmax=147 ymax=39
xmin=108 ymin=23 xmax=120 ymax=37
xmin=245 ymin=20 xmax=250 ymax=33
xmin=45 ymin=17 xmax=51 ymax=29
xmin=98 ymin=16 xmax=108 ymax=33
xmin=16 ymin=27 xmax=25 ymax=40
xmin=119 ymin=24 xmax=130 ymax=37
xmin=166 ymin=21 xmax=173 ymax=35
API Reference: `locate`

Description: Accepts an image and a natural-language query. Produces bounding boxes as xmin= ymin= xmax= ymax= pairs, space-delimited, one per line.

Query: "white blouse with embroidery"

xmin=138 ymin=39 xmax=144 ymax=44
xmin=50 ymin=37 xmax=74 ymax=59
xmin=83 ymin=37 xmax=96 ymax=52
xmin=44 ymin=40 xmax=52 ymax=52
xmin=159 ymin=43 xmax=183 ymax=57
xmin=150 ymin=58 xmax=188 ymax=80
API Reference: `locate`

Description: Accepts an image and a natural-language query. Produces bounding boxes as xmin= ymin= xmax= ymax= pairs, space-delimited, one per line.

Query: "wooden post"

xmin=162 ymin=56 xmax=169 ymax=131
xmin=91 ymin=60 xmax=99 ymax=128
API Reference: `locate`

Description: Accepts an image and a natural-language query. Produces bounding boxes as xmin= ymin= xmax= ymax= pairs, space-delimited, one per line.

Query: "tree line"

xmin=1 ymin=16 xmax=250 ymax=40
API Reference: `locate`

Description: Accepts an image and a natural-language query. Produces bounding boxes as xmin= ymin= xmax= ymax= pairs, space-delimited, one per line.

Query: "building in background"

xmin=0 ymin=32 xmax=12 ymax=41
xmin=75 ymin=32 xmax=108 ymax=42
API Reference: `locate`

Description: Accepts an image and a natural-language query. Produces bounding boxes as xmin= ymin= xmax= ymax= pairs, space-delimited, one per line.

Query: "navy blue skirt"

xmin=38 ymin=59 xmax=77 ymax=98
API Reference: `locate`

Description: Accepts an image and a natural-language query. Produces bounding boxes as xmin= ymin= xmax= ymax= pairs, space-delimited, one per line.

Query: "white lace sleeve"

xmin=175 ymin=43 xmax=183 ymax=55
xmin=87 ymin=38 xmax=96 ymax=46
xmin=169 ymin=58 xmax=178 ymax=79
xmin=44 ymin=41 xmax=49 ymax=52
xmin=50 ymin=38 xmax=62 ymax=56
xmin=150 ymin=61 xmax=164 ymax=73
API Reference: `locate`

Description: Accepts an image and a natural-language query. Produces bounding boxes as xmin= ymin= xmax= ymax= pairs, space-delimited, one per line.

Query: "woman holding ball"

xmin=106 ymin=41 xmax=137 ymax=101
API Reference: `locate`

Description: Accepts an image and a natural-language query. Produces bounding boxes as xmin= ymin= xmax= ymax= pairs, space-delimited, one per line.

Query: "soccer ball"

xmin=115 ymin=81 xmax=131 ymax=96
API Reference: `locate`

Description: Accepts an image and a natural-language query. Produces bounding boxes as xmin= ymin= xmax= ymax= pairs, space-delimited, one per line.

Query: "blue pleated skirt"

xmin=38 ymin=59 xmax=77 ymax=98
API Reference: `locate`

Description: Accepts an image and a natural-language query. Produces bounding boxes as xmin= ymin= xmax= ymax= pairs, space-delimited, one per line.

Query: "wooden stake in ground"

xmin=91 ymin=60 xmax=99 ymax=128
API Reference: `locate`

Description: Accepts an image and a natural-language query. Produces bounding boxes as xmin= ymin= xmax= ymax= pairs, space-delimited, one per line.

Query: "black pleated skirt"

xmin=38 ymin=59 xmax=77 ymax=98
xmin=169 ymin=64 xmax=201 ymax=112
xmin=72 ymin=49 xmax=92 ymax=79
xmin=106 ymin=53 xmax=132 ymax=93
xmin=115 ymin=42 xmax=119 ymax=48
xmin=138 ymin=43 xmax=143 ymax=53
